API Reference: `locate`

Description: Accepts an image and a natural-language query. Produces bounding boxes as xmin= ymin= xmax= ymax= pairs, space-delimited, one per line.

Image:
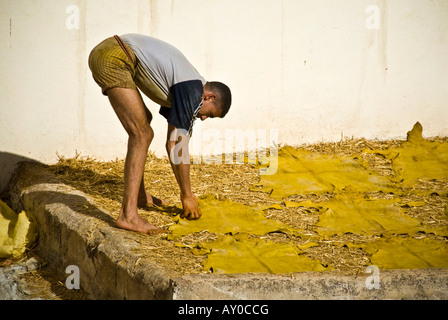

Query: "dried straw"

xmin=46 ymin=137 xmax=448 ymax=276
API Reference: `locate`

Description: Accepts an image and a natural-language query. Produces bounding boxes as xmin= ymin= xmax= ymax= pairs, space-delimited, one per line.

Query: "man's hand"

xmin=180 ymin=193 xmax=202 ymax=220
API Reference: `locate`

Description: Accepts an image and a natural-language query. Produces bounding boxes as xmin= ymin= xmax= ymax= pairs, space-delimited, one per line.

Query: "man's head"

xmin=197 ymin=81 xmax=232 ymax=121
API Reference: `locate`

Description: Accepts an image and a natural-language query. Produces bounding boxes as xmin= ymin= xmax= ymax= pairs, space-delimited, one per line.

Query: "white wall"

xmin=1 ymin=0 xmax=447 ymax=186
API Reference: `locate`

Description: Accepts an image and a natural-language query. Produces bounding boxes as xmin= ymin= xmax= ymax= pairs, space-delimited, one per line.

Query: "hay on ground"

xmin=45 ymin=136 xmax=448 ymax=276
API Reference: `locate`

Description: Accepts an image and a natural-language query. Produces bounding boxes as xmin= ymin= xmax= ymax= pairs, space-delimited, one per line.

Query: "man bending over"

xmin=88 ymin=34 xmax=231 ymax=234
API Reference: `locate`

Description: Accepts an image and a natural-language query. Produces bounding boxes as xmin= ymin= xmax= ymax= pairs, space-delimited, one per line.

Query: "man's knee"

xmin=130 ymin=123 xmax=154 ymax=146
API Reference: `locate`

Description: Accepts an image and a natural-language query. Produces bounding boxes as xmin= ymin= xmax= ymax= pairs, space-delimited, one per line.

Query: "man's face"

xmin=197 ymin=92 xmax=221 ymax=121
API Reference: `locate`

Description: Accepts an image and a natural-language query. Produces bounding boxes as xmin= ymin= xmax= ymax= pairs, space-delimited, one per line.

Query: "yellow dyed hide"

xmin=374 ymin=122 xmax=448 ymax=192
xmin=254 ymin=122 xmax=448 ymax=199
xmin=252 ymin=146 xmax=393 ymax=198
xmin=311 ymin=190 xmax=425 ymax=237
xmin=350 ymin=238 xmax=448 ymax=269
xmin=167 ymin=195 xmax=293 ymax=240
xmin=166 ymin=123 xmax=448 ymax=273
xmin=201 ymin=234 xmax=330 ymax=274
xmin=0 ymin=200 xmax=37 ymax=258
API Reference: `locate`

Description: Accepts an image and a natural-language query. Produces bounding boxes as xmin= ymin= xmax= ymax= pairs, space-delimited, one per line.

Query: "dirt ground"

xmin=42 ymin=137 xmax=448 ymax=277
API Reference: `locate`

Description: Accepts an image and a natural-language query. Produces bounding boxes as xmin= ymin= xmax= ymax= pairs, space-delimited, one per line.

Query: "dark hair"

xmin=206 ymin=81 xmax=232 ymax=118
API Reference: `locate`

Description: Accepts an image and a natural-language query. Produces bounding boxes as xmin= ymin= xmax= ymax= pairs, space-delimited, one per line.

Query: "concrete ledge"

xmin=172 ymin=269 xmax=448 ymax=300
xmin=9 ymin=162 xmax=172 ymax=300
xmin=8 ymin=162 xmax=448 ymax=300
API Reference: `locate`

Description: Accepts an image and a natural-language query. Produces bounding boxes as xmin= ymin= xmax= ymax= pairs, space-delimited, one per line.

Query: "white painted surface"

xmin=1 ymin=0 xmax=447 ymax=173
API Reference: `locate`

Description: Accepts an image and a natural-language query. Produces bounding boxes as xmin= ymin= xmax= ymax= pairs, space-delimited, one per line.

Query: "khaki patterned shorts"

xmin=88 ymin=36 xmax=137 ymax=95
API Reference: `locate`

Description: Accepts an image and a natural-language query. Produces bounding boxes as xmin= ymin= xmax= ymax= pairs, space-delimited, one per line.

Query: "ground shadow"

xmin=47 ymin=163 xmax=183 ymax=217
xmin=0 ymin=152 xmax=41 ymax=195
xmin=139 ymin=202 xmax=182 ymax=216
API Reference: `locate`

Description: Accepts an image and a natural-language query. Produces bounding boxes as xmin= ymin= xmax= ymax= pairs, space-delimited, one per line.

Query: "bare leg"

xmin=107 ymin=87 xmax=165 ymax=234
xmin=137 ymin=177 xmax=167 ymax=208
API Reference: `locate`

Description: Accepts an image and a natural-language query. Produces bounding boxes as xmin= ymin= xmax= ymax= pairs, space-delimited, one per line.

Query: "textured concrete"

xmin=172 ymin=269 xmax=448 ymax=300
xmin=8 ymin=162 xmax=448 ymax=300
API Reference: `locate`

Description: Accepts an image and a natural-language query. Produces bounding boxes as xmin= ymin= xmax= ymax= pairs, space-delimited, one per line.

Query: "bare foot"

xmin=116 ymin=213 xmax=167 ymax=235
xmin=138 ymin=192 xmax=168 ymax=208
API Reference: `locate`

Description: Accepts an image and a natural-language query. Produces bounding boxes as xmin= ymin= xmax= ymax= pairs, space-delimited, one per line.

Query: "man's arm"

xmin=166 ymin=124 xmax=202 ymax=220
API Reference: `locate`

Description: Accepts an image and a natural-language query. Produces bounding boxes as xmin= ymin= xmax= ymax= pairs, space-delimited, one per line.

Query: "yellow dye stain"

xmin=310 ymin=189 xmax=429 ymax=237
xmin=349 ymin=238 xmax=448 ymax=269
xmin=0 ymin=200 xmax=37 ymax=258
xmin=252 ymin=146 xmax=393 ymax=199
xmin=200 ymin=234 xmax=331 ymax=274
xmin=167 ymin=195 xmax=294 ymax=240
